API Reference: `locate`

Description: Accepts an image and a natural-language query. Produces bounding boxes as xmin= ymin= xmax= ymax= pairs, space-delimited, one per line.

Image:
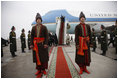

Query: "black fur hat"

xmin=92 ymin=28 xmax=95 ymax=31
xmin=28 ymin=30 xmax=30 ymax=33
xmin=22 ymin=29 xmax=25 ymax=32
xmin=79 ymin=12 xmax=86 ymax=20
xmin=11 ymin=26 xmax=15 ymax=30
xmin=36 ymin=13 xmax=42 ymax=22
xmin=101 ymin=25 xmax=105 ymax=29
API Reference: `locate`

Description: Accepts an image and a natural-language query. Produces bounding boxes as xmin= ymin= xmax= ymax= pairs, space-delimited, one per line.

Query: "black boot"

xmin=92 ymin=48 xmax=96 ymax=52
xmin=11 ymin=52 xmax=15 ymax=57
xmin=22 ymin=48 xmax=25 ymax=53
xmin=100 ymin=51 xmax=106 ymax=56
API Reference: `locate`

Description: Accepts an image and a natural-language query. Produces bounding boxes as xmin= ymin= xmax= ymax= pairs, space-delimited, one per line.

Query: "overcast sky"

xmin=1 ymin=1 xmax=117 ymax=39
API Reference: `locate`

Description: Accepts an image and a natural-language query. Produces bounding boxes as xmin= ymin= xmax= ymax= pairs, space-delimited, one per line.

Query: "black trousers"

xmin=108 ymin=41 xmax=114 ymax=47
xmin=11 ymin=52 xmax=15 ymax=57
xmin=22 ymin=47 xmax=25 ymax=52
xmin=93 ymin=48 xmax=96 ymax=52
xmin=102 ymin=50 xmax=106 ymax=55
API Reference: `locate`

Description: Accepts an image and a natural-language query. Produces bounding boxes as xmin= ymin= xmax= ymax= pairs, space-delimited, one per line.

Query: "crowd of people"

xmin=91 ymin=22 xmax=117 ymax=56
xmin=48 ymin=32 xmax=58 ymax=47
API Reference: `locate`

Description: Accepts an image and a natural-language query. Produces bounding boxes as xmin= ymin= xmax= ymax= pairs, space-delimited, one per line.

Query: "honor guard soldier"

xmin=91 ymin=28 xmax=97 ymax=52
xmin=20 ymin=29 xmax=26 ymax=53
xmin=9 ymin=26 xmax=17 ymax=57
xmin=75 ymin=12 xmax=91 ymax=75
xmin=28 ymin=30 xmax=31 ymax=50
xmin=31 ymin=13 xmax=49 ymax=78
xmin=100 ymin=25 xmax=108 ymax=56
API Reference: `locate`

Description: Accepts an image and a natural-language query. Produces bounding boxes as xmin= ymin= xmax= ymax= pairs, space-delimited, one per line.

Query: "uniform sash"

xmin=77 ymin=36 xmax=89 ymax=56
xmin=33 ymin=37 xmax=44 ymax=65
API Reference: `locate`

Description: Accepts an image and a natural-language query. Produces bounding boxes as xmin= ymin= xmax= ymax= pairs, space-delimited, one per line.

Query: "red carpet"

xmin=55 ymin=47 xmax=72 ymax=78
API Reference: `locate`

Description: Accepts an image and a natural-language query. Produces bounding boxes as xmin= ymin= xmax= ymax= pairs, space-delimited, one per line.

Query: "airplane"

xmin=31 ymin=9 xmax=117 ymax=34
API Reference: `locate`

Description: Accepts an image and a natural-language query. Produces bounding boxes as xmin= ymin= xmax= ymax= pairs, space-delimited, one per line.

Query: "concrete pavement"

xmin=1 ymin=40 xmax=117 ymax=78
xmin=64 ymin=42 xmax=117 ymax=78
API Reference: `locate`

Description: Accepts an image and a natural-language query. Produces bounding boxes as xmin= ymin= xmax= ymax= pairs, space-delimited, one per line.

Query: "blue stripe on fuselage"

xmin=85 ymin=18 xmax=117 ymax=22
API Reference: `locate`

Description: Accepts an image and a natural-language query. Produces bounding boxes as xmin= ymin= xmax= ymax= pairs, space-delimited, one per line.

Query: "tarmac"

xmin=1 ymin=39 xmax=117 ymax=78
